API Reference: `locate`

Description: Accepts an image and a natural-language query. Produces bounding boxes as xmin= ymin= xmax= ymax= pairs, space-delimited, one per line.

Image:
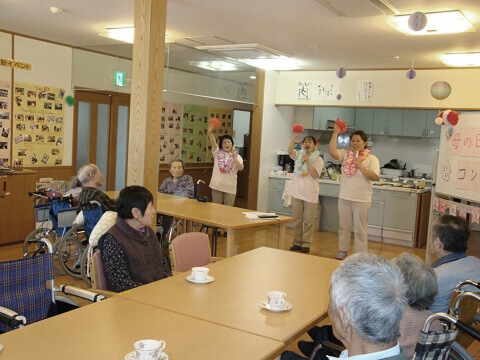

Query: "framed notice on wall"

xmin=12 ymin=83 xmax=65 ymax=167
xmin=0 ymin=79 xmax=11 ymax=166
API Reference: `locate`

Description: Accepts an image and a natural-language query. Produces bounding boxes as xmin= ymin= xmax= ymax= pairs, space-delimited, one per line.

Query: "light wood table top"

xmin=105 ymin=192 xmax=293 ymax=257
xmin=122 ymin=247 xmax=340 ymax=346
xmin=0 ymin=296 xmax=284 ymax=360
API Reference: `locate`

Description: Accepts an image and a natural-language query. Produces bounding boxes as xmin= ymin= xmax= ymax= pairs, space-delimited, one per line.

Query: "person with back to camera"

xmin=159 ymin=158 xmax=194 ymax=238
xmin=329 ymin=125 xmax=379 ymax=260
xmin=282 ymin=253 xmax=408 ymax=360
xmin=429 ymin=214 xmax=480 ymax=314
xmin=285 ymin=253 xmax=438 ymax=360
xmin=207 ymin=123 xmax=244 ymax=212
xmin=77 ymin=163 xmax=117 ymax=212
xmin=99 ymin=185 xmax=171 ymax=292
xmin=287 ymin=132 xmax=324 ymax=254
xmin=65 ymin=175 xmax=83 ymax=199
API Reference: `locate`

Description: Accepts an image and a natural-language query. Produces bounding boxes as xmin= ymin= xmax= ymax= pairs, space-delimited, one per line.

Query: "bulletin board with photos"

xmin=12 ymin=82 xmax=65 ymax=167
xmin=0 ymin=80 xmax=11 ymax=166
xmin=159 ymin=101 xmax=232 ymax=164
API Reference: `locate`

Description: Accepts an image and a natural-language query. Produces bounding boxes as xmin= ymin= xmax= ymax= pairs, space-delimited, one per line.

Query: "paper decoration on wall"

xmin=431 ymin=81 xmax=451 ymax=100
xmin=297 ymin=81 xmax=312 ymax=101
xmin=65 ymin=95 xmax=75 ymax=106
xmin=434 ymin=197 xmax=480 ymax=224
xmin=0 ymin=80 xmax=11 ymax=167
xmin=12 ymin=82 xmax=65 ymax=167
xmin=159 ymin=102 xmax=182 ymax=164
xmin=458 ymin=206 xmax=467 ymax=220
xmin=356 ymin=80 xmax=373 ymax=101
xmin=448 ymin=203 xmax=457 ymax=215
xmin=408 ymin=11 xmax=428 ymax=31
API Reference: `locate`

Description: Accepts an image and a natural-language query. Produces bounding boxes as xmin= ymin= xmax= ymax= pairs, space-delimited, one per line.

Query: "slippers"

xmin=335 ymin=251 xmax=348 ymax=260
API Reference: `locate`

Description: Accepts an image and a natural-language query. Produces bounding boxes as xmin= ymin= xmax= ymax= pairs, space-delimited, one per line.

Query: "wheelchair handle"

xmin=455 ymin=320 xmax=480 ymax=342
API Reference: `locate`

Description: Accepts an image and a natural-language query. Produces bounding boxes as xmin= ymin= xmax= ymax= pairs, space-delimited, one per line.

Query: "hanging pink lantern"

xmin=431 ymin=81 xmax=451 ymax=100
xmin=336 ymin=67 xmax=346 ymax=78
xmin=408 ymin=11 xmax=427 ymax=31
xmin=406 ymin=68 xmax=416 ymax=79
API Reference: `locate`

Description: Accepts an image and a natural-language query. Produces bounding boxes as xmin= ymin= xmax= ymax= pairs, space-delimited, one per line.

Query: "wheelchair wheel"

xmin=80 ymin=245 xmax=91 ymax=287
xmin=52 ymin=240 xmax=67 ymax=275
xmin=23 ymin=227 xmax=56 ymax=258
xmin=59 ymin=225 xmax=86 ymax=279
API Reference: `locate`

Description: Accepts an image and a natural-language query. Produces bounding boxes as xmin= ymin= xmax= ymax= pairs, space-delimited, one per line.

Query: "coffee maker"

xmin=278 ymin=154 xmax=294 ymax=173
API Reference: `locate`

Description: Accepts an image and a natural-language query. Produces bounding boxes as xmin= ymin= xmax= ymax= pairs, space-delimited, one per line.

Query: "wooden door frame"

xmin=109 ymin=94 xmax=131 ymax=189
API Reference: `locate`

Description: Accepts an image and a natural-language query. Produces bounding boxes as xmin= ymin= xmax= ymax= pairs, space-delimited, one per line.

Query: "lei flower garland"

xmin=216 ymin=150 xmax=235 ymax=173
xmin=294 ymin=149 xmax=320 ymax=177
xmin=343 ymin=149 xmax=370 ymax=176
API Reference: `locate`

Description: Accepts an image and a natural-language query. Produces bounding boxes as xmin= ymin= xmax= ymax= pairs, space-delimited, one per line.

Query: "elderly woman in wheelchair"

xmin=98 ymin=185 xmax=171 ymax=293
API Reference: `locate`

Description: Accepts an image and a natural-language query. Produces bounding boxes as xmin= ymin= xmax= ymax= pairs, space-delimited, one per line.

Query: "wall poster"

xmin=160 ymin=101 xmax=182 ymax=164
xmin=12 ymin=82 xmax=65 ymax=166
xmin=182 ymin=104 xmax=209 ymax=163
xmin=0 ymin=79 xmax=11 ymax=166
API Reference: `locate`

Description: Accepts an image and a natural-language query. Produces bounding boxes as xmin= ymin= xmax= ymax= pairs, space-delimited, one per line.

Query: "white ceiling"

xmin=2 ymin=0 xmax=480 ymax=75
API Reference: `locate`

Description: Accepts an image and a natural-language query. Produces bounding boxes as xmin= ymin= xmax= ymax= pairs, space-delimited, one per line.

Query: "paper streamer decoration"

xmin=448 ymin=203 xmax=457 ymax=215
xmin=439 ymin=200 xmax=447 ymax=215
xmin=473 ymin=208 xmax=480 ymax=224
xmin=408 ymin=11 xmax=427 ymax=31
xmin=431 ymin=81 xmax=451 ymax=100
xmin=433 ymin=197 xmax=439 ymax=212
xmin=459 ymin=206 xmax=467 ymax=220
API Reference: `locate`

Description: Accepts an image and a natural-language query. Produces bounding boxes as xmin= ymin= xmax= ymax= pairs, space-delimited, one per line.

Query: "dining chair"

xmin=88 ymin=250 xmax=116 ymax=297
xmin=168 ymin=232 xmax=222 ymax=273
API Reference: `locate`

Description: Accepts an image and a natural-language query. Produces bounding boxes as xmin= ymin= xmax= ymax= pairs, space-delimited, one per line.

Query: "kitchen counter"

xmin=269 ymin=174 xmax=432 ymax=194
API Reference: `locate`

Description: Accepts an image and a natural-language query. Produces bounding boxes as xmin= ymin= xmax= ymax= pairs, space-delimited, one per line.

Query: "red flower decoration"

xmin=335 ymin=119 xmax=348 ymax=134
xmin=209 ymin=117 xmax=221 ymax=130
xmin=292 ymin=124 xmax=304 ymax=133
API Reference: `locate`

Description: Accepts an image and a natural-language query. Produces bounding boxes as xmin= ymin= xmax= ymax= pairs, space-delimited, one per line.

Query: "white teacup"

xmin=191 ymin=266 xmax=210 ymax=281
xmin=134 ymin=339 xmax=166 ymax=360
xmin=267 ymin=291 xmax=286 ymax=308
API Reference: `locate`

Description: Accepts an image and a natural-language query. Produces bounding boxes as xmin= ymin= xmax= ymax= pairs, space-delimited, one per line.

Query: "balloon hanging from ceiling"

xmin=336 ymin=67 xmax=346 ymax=78
xmin=408 ymin=11 xmax=427 ymax=31
xmin=430 ymin=81 xmax=451 ymax=100
xmin=406 ymin=68 xmax=416 ymax=79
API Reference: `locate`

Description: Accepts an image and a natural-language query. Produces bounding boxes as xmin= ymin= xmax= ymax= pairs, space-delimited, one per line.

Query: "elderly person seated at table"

xmin=282 ymin=253 xmax=408 ymax=360
xmin=429 ymin=215 xmax=480 ymax=314
xmin=158 ymin=158 xmax=194 ymax=239
xmin=99 ymin=185 xmax=171 ymax=292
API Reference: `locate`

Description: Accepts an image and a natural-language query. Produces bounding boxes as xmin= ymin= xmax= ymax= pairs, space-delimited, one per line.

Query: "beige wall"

xmin=275 ymin=69 xmax=480 ymax=109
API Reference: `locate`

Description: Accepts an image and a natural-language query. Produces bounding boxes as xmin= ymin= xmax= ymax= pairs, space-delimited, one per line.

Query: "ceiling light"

xmin=238 ymin=58 xmax=300 ymax=71
xmin=388 ymin=10 xmax=475 ymax=36
xmin=99 ymin=27 xmax=173 ymax=44
xmin=190 ymin=61 xmax=239 ymax=72
xmin=49 ymin=7 xmax=63 ymax=14
xmin=441 ymin=53 xmax=480 ymax=67
xmin=249 ymin=75 xmax=256 ymax=79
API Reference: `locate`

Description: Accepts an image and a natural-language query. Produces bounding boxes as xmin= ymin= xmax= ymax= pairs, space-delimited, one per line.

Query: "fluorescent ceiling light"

xmin=441 ymin=53 xmax=480 ymax=67
xmin=99 ymin=27 xmax=174 ymax=44
xmin=190 ymin=61 xmax=239 ymax=71
xmin=238 ymin=58 xmax=300 ymax=71
xmin=388 ymin=10 xmax=475 ymax=36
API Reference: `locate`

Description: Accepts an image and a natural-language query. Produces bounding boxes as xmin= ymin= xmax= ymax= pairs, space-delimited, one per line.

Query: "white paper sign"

xmin=356 ymin=80 xmax=373 ymax=101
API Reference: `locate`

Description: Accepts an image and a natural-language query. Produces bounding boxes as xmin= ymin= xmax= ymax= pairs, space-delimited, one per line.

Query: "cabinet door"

xmin=313 ymin=107 xmax=326 ymax=130
xmin=294 ymin=107 xmax=314 ymax=129
xmin=368 ymin=201 xmax=384 ymax=226
xmin=387 ymin=109 xmax=403 ymax=136
xmin=339 ymin=107 xmax=356 ymax=126
xmin=383 ymin=191 xmax=417 ymax=230
xmin=372 ymin=109 xmax=388 ymax=135
xmin=425 ymin=110 xmax=440 ymax=138
xmin=402 ymin=110 xmax=427 ymax=137
xmin=267 ymin=188 xmax=293 ymax=215
xmin=355 ymin=108 xmax=374 ymax=134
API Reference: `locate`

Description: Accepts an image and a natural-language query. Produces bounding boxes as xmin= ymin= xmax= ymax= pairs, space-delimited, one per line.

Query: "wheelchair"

xmin=23 ymin=190 xmax=78 ymax=275
xmin=0 ymin=238 xmax=106 ymax=333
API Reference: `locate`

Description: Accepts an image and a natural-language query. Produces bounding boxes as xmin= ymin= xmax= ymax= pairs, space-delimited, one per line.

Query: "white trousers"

xmin=337 ymin=198 xmax=370 ymax=253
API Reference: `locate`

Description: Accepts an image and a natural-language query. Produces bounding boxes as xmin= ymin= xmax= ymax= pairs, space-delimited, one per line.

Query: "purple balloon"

xmin=336 ymin=67 xmax=346 ymax=78
xmin=406 ymin=68 xmax=416 ymax=79
xmin=336 ymin=94 xmax=342 ymax=100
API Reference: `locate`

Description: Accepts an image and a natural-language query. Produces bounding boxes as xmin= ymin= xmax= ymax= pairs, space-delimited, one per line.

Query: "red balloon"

xmin=292 ymin=124 xmax=304 ymax=133
xmin=209 ymin=117 xmax=220 ymax=130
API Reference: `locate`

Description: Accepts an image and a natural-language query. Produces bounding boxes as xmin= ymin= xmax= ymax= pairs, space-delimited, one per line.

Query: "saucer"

xmin=260 ymin=300 xmax=292 ymax=312
xmin=125 ymin=350 xmax=168 ymax=360
xmin=186 ymin=274 xmax=215 ymax=284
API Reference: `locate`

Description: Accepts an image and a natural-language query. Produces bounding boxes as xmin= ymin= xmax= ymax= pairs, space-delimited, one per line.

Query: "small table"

xmin=0 ymin=296 xmax=284 ymax=360
xmin=106 ymin=192 xmax=293 ymax=257
xmin=122 ymin=247 xmax=340 ymax=346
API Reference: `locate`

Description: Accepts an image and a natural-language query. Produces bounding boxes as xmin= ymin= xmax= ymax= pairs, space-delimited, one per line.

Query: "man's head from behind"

xmin=431 ymin=215 xmax=470 ymax=256
xmin=329 ymin=253 xmax=407 ymax=349
xmin=78 ymin=164 xmax=103 ymax=188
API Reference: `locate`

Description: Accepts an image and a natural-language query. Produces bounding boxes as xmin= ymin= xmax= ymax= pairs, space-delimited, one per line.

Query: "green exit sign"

xmin=114 ymin=71 xmax=125 ymax=87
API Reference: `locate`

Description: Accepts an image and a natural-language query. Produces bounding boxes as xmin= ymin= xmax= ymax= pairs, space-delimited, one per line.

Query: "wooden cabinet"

xmin=0 ymin=170 xmax=37 ymax=245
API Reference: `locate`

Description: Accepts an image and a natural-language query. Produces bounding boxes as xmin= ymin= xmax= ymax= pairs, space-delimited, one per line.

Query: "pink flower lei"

xmin=216 ymin=150 xmax=235 ymax=173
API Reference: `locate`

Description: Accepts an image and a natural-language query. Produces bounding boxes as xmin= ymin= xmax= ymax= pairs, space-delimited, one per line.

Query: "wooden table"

xmin=122 ymin=247 xmax=340 ymax=346
xmin=0 ymin=296 xmax=284 ymax=360
xmin=106 ymin=192 xmax=293 ymax=257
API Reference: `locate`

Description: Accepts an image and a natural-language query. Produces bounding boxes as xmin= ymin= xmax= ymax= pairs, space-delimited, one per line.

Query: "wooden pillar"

xmin=247 ymin=69 xmax=265 ymax=210
xmin=127 ymin=0 xmax=166 ymax=204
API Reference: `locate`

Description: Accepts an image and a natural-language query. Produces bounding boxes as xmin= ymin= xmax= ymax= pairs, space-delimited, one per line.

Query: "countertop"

xmin=269 ymin=174 xmax=432 ymax=194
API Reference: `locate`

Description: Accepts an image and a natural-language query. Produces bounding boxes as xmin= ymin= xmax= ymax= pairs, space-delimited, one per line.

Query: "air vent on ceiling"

xmin=313 ymin=0 xmax=347 ymax=17
xmin=368 ymin=0 xmax=399 ymax=15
